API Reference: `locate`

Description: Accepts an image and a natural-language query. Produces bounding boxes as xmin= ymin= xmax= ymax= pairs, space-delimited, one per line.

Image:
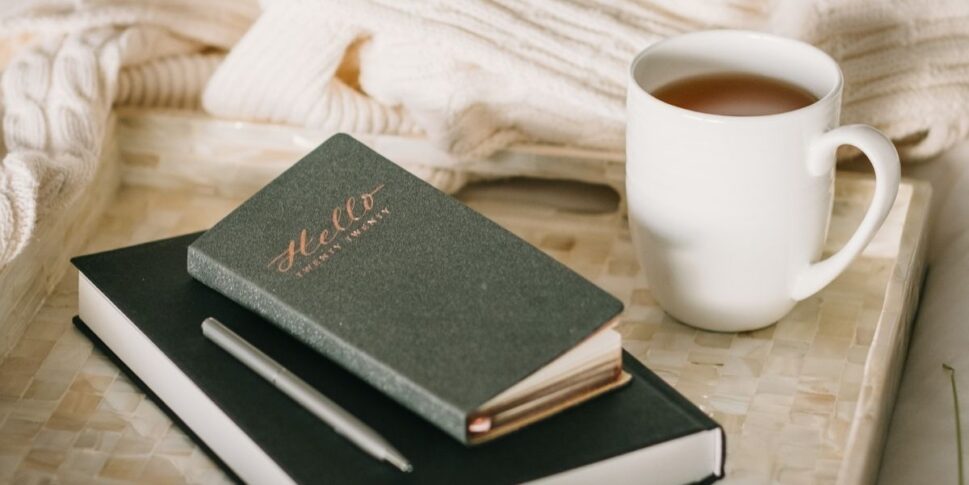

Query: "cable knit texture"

xmin=0 ymin=1 xmax=258 ymax=264
xmin=1 ymin=0 xmax=968 ymax=265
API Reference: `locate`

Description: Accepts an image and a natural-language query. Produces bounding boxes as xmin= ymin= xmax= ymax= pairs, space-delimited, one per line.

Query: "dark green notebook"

xmin=187 ymin=134 xmax=627 ymax=444
xmin=73 ymin=233 xmax=726 ymax=484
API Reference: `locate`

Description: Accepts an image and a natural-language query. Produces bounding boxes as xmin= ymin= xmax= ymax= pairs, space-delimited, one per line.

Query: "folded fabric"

xmin=205 ymin=0 xmax=969 ymax=162
xmin=0 ymin=0 xmax=259 ymax=263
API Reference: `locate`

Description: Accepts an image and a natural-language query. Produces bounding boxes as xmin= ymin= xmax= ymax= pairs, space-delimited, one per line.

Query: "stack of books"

xmin=73 ymin=135 xmax=724 ymax=484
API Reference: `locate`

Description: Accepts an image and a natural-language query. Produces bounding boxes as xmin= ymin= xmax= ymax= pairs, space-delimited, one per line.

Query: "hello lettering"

xmin=267 ymin=184 xmax=385 ymax=273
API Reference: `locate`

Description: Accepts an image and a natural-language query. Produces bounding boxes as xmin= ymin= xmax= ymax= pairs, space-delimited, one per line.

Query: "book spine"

xmin=186 ymin=245 xmax=469 ymax=443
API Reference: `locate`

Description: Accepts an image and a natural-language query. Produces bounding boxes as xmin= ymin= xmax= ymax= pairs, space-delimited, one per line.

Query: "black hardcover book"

xmin=187 ymin=134 xmax=630 ymax=444
xmin=73 ymin=234 xmax=725 ymax=484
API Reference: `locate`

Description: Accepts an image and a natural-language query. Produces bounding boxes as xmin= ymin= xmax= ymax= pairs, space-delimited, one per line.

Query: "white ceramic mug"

xmin=626 ymin=30 xmax=900 ymax=332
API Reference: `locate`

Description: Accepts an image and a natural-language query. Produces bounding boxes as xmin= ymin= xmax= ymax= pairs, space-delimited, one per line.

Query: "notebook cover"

xmin=185 ymin=133 xmax=625 ymax=442
xmin=72 ymin=233 xmax=724 ymax=484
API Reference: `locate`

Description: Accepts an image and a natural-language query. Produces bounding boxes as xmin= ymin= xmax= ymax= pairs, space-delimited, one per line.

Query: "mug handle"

xmin=791 ymin=124 xmax=901 ymax=301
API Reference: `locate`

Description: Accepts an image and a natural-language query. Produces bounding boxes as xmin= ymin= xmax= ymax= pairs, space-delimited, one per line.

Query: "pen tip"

xmin=386 ymin=453 xmax=413 ymax=473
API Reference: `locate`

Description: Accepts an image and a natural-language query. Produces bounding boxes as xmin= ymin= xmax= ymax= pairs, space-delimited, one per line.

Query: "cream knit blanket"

xmin=0 ymin=0 xmax=967 ymax=265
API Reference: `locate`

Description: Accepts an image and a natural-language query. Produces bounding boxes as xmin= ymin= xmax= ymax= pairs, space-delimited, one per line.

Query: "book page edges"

xmin=468 ymin=371 xmax=631 ymax=445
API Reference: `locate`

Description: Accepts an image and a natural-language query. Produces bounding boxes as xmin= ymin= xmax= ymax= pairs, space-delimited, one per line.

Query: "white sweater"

xmin=0 ymin=0 xmax=967 ymax=264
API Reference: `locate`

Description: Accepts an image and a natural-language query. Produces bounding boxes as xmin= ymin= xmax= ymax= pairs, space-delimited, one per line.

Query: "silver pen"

xmin=201 ymin=317 xmax=413 ymax=473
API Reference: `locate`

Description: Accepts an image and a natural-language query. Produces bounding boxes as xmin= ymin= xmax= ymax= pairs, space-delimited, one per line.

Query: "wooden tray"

xmin=0 ymin=110 xmax=930 ymax=483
